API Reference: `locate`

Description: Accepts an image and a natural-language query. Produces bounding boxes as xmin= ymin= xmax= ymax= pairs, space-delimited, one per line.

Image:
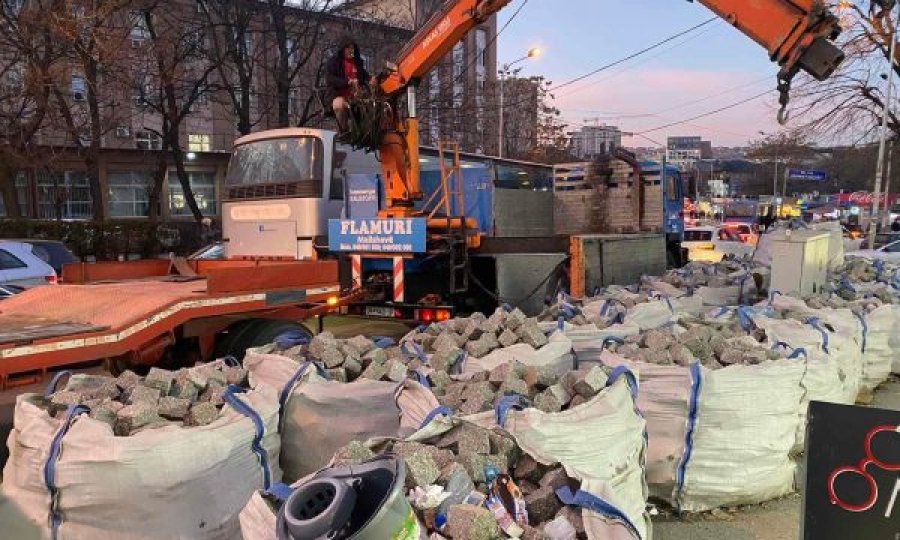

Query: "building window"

xmin=3 ymin=62 xmax=24 ymax=95
xmin=135 ymin=131 xmax=162 ymax=150
xmin=428 ymin=70 xmax=440 ymax=143
xmin=36 ymin=170 xmax=93 ymax=220
xmin=71 ymin=74 xmax=86 ymax=101
xmin=288 ymin=89 xmax=298 ymax=115
xmin=286 ymin=37 xmax=297 ymax=66
xmin=188 ymin=134 xmax=211 ymax=152
xmin=233 ymin=29 xmax=252 ymax=58
xmin=132 ymin=83 xmax=155 ymax=107
xmin=452 ymin=43 xmax=465 ymax=80
xmin=130 ymin=10 xmax=149 ymax=41
xmin=108 ymin=171 xmax=151 ymax=217
xmin=234 ymin=85 xmax=254 ymax=109
xmin=168 ymin=171 xmax=217 ymax=217
xmin=475 ymin=28 xmax=487 ymax=73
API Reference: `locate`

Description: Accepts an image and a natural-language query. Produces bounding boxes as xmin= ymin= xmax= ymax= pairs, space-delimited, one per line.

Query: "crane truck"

xmin=0 ymin=0 xmax=845 ymax=386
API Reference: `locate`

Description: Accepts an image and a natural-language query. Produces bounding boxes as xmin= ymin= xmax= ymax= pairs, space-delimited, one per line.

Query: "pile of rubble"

xmin=335 ymin=422 xmax=588 ymax=539
xmin=613 ymin=323 xmax=784 ymax=369
xmin=268 ymin=333 xmax=412 ymax=383
xmin=433 ymin=360 xmax=610 ymax=416
xmin=405 ymin=308 xmax=550 ymax=359
xmin=44 ymin=361 xmax=248 ymax=436
xmin=658 ymin=260 xmax=760 ymax=290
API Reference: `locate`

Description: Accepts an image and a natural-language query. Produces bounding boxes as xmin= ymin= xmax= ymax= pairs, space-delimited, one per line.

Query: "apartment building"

xmin=1 ymin=0 xmax=498 ymax=222
xmin=342 ymin=0 xmax=499 ymax=154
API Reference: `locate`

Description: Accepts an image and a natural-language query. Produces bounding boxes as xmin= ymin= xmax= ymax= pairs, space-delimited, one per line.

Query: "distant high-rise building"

xmin=572 ymin=124 xmax=622 ymax=159
xmin=666 ymin=135 xmax=713 ymax=169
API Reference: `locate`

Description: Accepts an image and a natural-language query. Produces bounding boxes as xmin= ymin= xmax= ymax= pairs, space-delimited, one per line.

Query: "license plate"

xmin=366 ymin=306 xmax=395 ymax=318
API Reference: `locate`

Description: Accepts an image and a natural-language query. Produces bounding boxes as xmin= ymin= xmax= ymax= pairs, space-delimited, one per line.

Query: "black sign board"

xmin=802 ymin=401 xmax=900 ymax=539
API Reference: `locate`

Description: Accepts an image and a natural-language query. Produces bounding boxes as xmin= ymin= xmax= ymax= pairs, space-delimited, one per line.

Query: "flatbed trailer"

xmin=0 ymin=258 xmax=354 ymax=388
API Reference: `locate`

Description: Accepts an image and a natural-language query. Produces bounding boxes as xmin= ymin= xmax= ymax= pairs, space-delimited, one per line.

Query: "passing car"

xmin=846 ymin=238 xmax=900 ymax=262
xmin=722 ymin=222 xmax=759 ymax=245
xmin=682 ymin=226 xmax=756 ymax=263
xmin=0 ymin=240 xmax=58 ymax=288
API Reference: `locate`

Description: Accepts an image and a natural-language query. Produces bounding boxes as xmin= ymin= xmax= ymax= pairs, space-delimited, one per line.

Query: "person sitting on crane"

xmin=325 ymin=37 xmax=375 ymax=135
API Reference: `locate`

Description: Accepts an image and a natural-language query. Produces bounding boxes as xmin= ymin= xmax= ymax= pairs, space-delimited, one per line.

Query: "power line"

xmin=428 ymin=13 xmax=719 ymax=117
xmin=637 ymin=88 xmax=774 ymax=134
xmin=555 ymin=20 xmax=724 ymax=99
xmin=549 ymin=16 xmax=717 ymax=92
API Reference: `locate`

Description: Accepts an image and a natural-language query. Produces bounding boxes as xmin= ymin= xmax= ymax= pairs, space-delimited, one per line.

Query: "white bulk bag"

xmin=244 ymin=348 xmax=438 ymax=483
xmin=459 ymin=369 xmax=650 ymax=540
xmin=0 ymin=383 xmax=280 ymax=540
xmin=460 ymin=332 xmax=576 ymax=379
xmin=600 ymin=351 xmax=804 ymax=512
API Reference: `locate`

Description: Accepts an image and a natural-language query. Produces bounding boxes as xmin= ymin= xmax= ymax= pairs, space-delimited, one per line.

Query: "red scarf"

xmin=339 ymin=57 xmax=358 ymax=98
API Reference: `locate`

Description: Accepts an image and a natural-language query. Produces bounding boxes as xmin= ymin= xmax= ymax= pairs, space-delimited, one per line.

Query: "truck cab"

xmin=223 ymin=128 xmax=377 ymax=260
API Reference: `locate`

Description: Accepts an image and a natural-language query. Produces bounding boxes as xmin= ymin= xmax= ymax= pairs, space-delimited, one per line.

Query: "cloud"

xmin=554 ymin=67 xmax=782 ymax=146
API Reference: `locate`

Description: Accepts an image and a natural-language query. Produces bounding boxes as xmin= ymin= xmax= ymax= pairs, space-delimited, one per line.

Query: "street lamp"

xmin=498 ymin=47 xmax=540 ymax=158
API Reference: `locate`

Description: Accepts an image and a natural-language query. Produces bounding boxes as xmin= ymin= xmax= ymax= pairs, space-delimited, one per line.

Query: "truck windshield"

xmin=226 ymin=136 xmax=324 ymax=187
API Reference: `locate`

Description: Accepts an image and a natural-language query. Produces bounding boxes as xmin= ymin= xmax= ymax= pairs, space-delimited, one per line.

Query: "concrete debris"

xmin=116 ymin=370 xmax=142 ymax=392
xmin=326 ymin=368 xmax=348 ymax=383
xmin=49 ymin=391 xmax=82 ymax=416
xmin=446 ymin=504 xmax=501 ymax=540
xmin=128 ymin=385 xmax=161 ymax=406
xmin=114 ymin=403 xmax=162 ymax=436
xmin=185 ymin=402 xmax=219 ymax=427
xmin=65 ymin=375 xmax=120 ymax=401
xmin=158 ymin=396 xmax=191 ymax=420
xmin=526 ymin=485 xmax=563 ymax=525
xmin=44 ymin=361 xmax=249 ymax=435
xmin=170 ymin=371 xmax=200 ymax=401
xmin=572 ymin=366 xmax=608 ymax=399
xmin=143 ymin=367 xmax=174 ymax=395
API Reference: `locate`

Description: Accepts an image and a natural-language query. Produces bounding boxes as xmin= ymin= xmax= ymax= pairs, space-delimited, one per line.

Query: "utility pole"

xmin=883 ymin=139 xmax=895 ymax=228
xmin=498 ymin=72 xmax=504 ymax=158
xmin=868 ymin=2 xmax=899 ymax=248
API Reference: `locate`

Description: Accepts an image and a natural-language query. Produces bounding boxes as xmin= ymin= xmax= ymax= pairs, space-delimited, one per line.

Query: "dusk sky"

xmin=496 ymin=0 xmax=789 ymax=147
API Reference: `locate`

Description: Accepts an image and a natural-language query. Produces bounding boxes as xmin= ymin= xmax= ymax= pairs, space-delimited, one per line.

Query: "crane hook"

xmin=777 ymin=78 xmax=792 ymax=126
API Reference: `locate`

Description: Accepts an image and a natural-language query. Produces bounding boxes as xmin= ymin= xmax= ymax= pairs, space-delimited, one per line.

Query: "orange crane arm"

xmin=376 ymin=0 xmax=843 ymax=218
xmin=380 ymin=0 xmax=843 ymax=98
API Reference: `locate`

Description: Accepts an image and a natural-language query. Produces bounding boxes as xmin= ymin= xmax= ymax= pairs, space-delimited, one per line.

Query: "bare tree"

xmin=135 ymin=1 xmax=217 ymax=222
xmin=265 ymin=0 xmax=336 ymax=128
xmin=198 ymin=0 xmax=260 ymax=135
xmin=789 ymin=2 xmax=900 ymax=144
xmin=50 ymin=0 xmax=133 ymax=221
xmin=0 ymin=0 xmax=60 ymax=217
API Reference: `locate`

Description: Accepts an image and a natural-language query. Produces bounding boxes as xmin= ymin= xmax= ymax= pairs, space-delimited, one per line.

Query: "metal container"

xmin=277 ymin=454 xmax=421 ymax=540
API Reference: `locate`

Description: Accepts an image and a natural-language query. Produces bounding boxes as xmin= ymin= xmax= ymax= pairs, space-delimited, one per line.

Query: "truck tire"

xmin=214 ymin=319 xmax=264 ymax=361
xmin=227 ymin=320 xmax=313 ymax=360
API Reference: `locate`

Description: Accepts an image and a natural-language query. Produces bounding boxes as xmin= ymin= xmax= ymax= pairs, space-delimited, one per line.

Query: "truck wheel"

xmin=228 ymin=320 xmax=313 ymax=360
xmin=214 ymin=319 xmax=267 ymax=361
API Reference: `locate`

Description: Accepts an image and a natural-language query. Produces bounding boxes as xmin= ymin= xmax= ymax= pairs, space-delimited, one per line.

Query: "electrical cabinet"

xmin=769 ymin=230 xmax=831 ymax=297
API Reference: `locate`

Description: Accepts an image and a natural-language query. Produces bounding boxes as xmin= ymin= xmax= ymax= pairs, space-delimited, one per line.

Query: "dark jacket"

xmin=324 ymin=40 xmax=371 ymax=103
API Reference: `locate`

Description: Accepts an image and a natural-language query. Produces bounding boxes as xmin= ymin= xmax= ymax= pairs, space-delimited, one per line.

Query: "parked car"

xmin=0 ymin=240 xmax=58 ymax=288
xmin=846 ymin=238 xmax=900 ymax=262
xmin=8 ymin=239 xmax=78 ymax=275
xmin=188 ymin=242 xmax=226 ymax=260
xmin=0 ymin=283 xmax=24 ymax=299
xmin=682 ymin=226 xmax=756 ymax=263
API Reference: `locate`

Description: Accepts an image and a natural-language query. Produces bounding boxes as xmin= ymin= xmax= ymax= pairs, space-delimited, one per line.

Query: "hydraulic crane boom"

xmin=376 ymin=0 xmax=844 ymax=218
